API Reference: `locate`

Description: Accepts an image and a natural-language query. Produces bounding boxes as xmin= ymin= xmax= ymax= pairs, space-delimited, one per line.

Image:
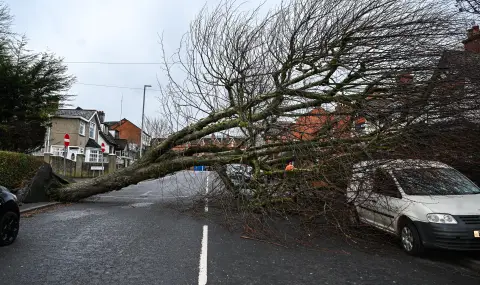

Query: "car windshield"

xmin=393 ymin=168 xmax=480 ymax=196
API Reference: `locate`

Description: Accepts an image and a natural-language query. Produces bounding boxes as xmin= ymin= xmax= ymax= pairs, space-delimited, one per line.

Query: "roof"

xmin=426 ymin=50 xmax=480 ymax=124
xmin=85 ymin=138 xmax=101 ymax=149
xmin=115 ymin=138 xmax=128 ymax=150
xmin=103 ymin=121 xmax=120 ymax=127
xmin=437 ymin=50 xmax=480 ymax=73
xmin=264 ymin=121 xmax=294 ymax=137
xmin=353 ymin=159 xmax=451 ymax=171
xmin=55 ymin=107 xmax=96 ymax=121
xmin=99 ymin=131 xmax=117 ymax=146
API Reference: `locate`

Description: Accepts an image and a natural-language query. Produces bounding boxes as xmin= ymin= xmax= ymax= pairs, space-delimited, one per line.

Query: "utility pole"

xmin=120 ymin=93 xmax=123 ymax=120
xmin=140 ymin=84 xmax=151 ymax=158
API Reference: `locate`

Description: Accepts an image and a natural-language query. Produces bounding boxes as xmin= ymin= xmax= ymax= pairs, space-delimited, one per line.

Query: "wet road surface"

xmin=1 ymin=171 xmax=479 ymax=284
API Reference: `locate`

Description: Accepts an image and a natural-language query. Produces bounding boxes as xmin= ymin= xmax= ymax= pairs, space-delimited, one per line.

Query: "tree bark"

xmin=49 ymin=155 xmax=238 ymax=202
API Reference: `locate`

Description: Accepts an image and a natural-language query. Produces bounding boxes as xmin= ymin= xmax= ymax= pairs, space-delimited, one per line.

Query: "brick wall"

xmin=45 ymin=154 xmax=114 ymax=178
xmin=111 ymin=119 xmax=141 ymax=145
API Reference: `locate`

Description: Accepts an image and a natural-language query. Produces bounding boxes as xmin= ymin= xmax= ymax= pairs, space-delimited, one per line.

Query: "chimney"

xmin=98 ymin=111 xmax=105 ymax=123
xmin=463 ymin=25 xmax=480 ymax=53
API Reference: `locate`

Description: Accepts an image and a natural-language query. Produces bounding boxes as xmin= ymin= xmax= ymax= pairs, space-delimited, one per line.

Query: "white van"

xmin=347 ymin=159 xmax=480 ymax=255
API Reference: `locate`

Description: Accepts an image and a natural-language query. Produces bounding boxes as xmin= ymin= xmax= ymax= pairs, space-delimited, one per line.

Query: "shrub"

xmin=0 ymin=151 xmax=43 ymax=189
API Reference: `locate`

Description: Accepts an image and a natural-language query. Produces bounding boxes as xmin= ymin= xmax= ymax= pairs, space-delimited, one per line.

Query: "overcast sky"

xmin=5 ymin=0 xmax=277 ymax=127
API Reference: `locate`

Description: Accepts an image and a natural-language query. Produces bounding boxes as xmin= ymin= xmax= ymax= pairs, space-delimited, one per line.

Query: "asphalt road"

xmin=1 ymin=171 xmax=479 ymax=285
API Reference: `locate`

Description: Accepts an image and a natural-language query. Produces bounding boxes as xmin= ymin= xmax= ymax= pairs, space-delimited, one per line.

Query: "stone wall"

xmin=47 ymin=155 xmax=76 ymax=177
xmin=43 ymin=153 xmax=118 ymax=178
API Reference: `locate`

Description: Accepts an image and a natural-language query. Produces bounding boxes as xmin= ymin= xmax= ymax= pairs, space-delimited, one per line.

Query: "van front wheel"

xmin=400 ymin=222 xmax=424 ymax=255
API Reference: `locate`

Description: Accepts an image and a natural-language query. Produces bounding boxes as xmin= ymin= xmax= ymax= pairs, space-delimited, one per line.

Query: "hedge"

xmin=0 ymin=151 xmax=43 ymax=189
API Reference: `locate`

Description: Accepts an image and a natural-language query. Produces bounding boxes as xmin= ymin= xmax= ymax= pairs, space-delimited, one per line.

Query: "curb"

xmin=456 ymin=257 xmax=480 ymax=272
xmin=19 ymin=202 xmax=60 ymax=214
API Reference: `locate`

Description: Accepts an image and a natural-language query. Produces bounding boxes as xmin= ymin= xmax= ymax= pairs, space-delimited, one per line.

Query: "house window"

xmin=89 ymin=149 xmax=100 ymax=162
xmin=89 ymin=122 xmax=96 ymax=139
xmin=79 ymin=122 xmax=86 ymax=136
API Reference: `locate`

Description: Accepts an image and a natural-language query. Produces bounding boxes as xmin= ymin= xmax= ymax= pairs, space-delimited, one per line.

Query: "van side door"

xmin=372 ymin=169 xmax=405 ymax=233
xmin=348 ymin=170 xmax=378 ymax=225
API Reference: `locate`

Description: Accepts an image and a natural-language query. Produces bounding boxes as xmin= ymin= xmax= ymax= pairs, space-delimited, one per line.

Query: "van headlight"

xmin=11 ymin=193 xmax=18 ymax=202
xmin=426 ymin=214 xmax=457 ymax=224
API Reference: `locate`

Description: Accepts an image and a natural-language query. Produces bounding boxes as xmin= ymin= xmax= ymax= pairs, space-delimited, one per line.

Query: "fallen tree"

xmin=50 ymin=0 xmax=479 ymax=205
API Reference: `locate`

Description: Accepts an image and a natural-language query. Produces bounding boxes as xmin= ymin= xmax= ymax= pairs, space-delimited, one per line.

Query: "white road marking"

xmin=198 ymin=174 xmax=210 ymax=285
xmin=205 ymin=175 xmax=209 ymax=212
xmin=198 ymin=225 xmax=208 ymax=285
xmin=141 ymin=191 xmax=153 ymax=196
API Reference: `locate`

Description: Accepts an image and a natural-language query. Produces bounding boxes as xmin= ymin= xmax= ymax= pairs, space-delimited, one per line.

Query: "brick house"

xmin=151 ymin=134 xmax=245 ymax=152
xmin=284 ymin=25 xmax=480 ymax=142
xmin=290 ymin=107 xmax=356 ymax=141
xmin=104 ymin=118 xmax=151 ymax=158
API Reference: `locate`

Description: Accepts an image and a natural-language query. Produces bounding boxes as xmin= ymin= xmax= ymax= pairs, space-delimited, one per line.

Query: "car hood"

xmin=404 ymin=194 xmax=480 ymax=215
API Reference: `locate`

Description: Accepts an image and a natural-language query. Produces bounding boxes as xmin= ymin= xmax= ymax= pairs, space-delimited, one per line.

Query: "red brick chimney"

xmin=463 ymin=25 xmax=480 ymax=53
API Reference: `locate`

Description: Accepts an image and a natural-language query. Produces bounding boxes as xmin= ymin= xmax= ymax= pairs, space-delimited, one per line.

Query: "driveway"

xmin=1 ymin=171 xmax=479 ymax=284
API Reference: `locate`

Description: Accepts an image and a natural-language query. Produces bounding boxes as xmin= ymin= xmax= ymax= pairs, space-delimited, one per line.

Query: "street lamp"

xmin=140 ymin=84 xmax=152 ymax=158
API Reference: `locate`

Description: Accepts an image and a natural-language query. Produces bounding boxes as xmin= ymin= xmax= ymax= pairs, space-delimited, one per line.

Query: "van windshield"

xmin=393 ymin=168 xmax=480 ymax=196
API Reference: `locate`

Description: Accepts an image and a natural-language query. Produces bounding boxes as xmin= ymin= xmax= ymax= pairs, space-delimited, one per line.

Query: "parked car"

xmin=347 ymin=159 xmax=480 ymax=255
xmin=0 ymin=186 xmax=20 ymax=246
xmin=226 ymin=164 xmax=253 ymax=186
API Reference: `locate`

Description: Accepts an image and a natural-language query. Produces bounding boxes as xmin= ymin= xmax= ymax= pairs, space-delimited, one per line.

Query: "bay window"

xmin=89 ymin=149 xmax=100 ymax=162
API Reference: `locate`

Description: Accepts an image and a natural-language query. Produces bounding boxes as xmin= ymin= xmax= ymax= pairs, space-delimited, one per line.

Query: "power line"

xmin=63 ymin=60 xmax=206 ymax=66
xmin=64 ymin=61 xmax=201 ymax=65
xmin=75 ymin=82 xmax=161 ymax=92
xmin=65 ymin=61 xmax=165 ymax=65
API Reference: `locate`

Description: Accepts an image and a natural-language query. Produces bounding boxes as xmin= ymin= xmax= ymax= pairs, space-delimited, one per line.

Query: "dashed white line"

xmin=198 ymin=173 xmax=210 ymax=285
xmin=205 ymin=175 xmax=209 ymax=212
xmin=198 ymin=225 xmax=208 ymax=285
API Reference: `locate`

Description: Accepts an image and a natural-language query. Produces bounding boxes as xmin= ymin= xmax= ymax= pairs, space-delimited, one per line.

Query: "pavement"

xmin=19 ymin=202 xmax=60 ymax=214
xmin=1 ymin=170 xmax=480 ymax=284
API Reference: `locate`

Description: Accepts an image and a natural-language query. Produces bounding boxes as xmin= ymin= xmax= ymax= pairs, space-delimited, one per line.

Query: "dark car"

xmin=0 ymin=186 xmax=20 ymax=246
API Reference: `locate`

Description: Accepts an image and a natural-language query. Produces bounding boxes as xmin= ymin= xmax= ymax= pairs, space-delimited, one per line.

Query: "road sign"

xmin=63 ymin=133 xmax=70 ymax=176
xmin=101 ymin=143 xmax=106 ymax=153
xmin=64 ymin=134 xmax=70 ymax=147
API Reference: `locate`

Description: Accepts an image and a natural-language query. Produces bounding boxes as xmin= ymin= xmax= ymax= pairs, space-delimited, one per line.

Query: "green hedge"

xmin=0 ymin=151 xmax=43 ymax=189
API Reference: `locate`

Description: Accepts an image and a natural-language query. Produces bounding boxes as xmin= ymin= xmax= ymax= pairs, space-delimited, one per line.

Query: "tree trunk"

xmin=49 ymin=155 xmax=237 ymax=202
